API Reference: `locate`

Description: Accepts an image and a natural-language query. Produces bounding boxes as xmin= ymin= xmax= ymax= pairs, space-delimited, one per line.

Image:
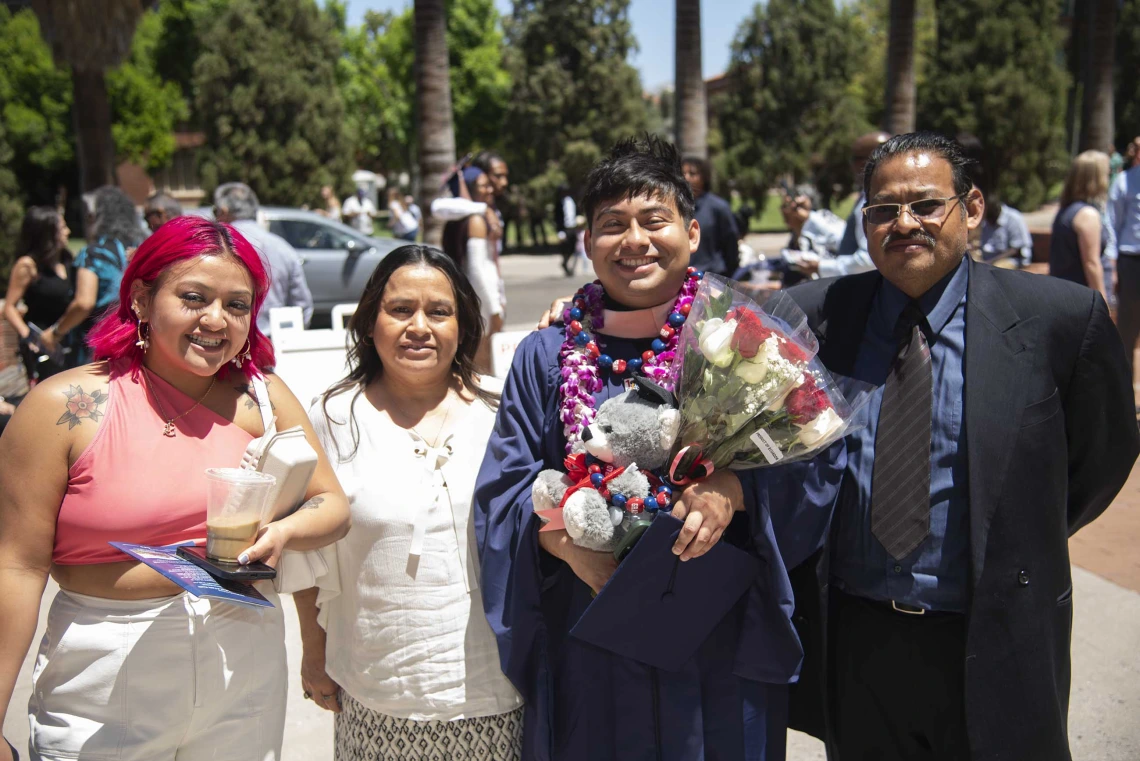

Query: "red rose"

xmin=783 ymin=375 xmax=833 ymax=424
xmin=778 ymin=338 xmax=810 ymax=365
xmin=730 ymin=308 xmax=772 ymax=358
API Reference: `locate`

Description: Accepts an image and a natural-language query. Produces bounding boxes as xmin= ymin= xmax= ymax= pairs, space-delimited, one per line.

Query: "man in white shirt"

xmin=405 ymin=195 xmax=423 ymax=228
xmin=214 ymin=183 xmax=314 ymax=335
xmin=797 ymin=131 xmax=889 ymax=279
xmin=782 ymin=184 xmax=847 ymax=255
xmin=342 ymin=188 xmax=378 ymax=236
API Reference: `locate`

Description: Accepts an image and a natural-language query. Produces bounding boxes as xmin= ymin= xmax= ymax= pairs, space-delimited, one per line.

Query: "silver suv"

xmin=186 ymin=207 xmax=404 ymax=320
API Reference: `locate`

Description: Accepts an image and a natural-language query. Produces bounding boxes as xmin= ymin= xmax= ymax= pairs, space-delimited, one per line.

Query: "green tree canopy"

xmin=1116 ymin=0 xmax=1140 ymax=150
xmin=338 ymin=10 xmax=414 ymax=176
xmin=337 ymin=0 xmax=509 ymax=179
xmin=151 ymin=0 xmax=225 ymax=120
xmin=107 ymin=10 xmax=190 ymax=172
xmin=193 ymin=0 xmax=355 ymax=207
xmin=502 ymin=0 xmax=648 ymax=199
xmin=847 ymin=0 xmax=937 ymax=131
xmin=716 ymin=0 xmax=872 ymax=205
xmin=0 ymin=5 xmax=190 ymax=206
xmin=917 ymin=0 xmax=1068 ymax=211
xmin=0 ymin=120 xmax=24 ymax=275
xmin=0 ymin=7 xmax=73 ymax=205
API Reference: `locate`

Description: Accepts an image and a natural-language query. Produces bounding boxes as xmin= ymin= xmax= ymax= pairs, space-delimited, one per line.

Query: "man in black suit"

xmin=785 ymin=132 xmax=1139 ymax=760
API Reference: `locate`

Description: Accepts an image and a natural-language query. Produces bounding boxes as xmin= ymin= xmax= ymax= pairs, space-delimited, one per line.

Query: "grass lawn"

xmin=505 ymin=221 xmax=560 ymax=249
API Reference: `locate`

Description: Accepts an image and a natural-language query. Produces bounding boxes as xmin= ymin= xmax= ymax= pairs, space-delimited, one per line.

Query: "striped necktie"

xmin=871 ymin=302 xmax=933 ymax=560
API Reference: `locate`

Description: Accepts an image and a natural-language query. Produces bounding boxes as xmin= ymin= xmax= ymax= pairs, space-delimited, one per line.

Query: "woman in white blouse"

xmin=441 ymin=167 xmax=505 ymax=372
xmin=295 ymin=245 xmax=522 ymax=760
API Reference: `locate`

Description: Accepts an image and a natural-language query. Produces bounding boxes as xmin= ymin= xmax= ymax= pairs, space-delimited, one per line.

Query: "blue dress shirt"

xmin=980 ymin=204 xmax=1034 ymax=267
xmin=1108 ymin=165 xmax=1140 ymax=257
xmin=832 ymin=257 xmax=971 ymax=612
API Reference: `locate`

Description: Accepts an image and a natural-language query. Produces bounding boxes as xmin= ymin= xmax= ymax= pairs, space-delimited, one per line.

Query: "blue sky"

xmin=342 ymin=0 xmax=761 ymax=91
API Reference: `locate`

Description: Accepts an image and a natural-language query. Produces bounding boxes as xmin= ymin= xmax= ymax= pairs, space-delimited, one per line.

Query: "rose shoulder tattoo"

xmin=57 ymin=384 xmax=107 ymax=429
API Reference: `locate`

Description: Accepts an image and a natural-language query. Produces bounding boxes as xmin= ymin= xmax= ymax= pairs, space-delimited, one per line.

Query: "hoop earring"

xmin=232 ymin=340 xmax=252 ymax=369
xmin=135 ymin=321 xmax=150 ymax=351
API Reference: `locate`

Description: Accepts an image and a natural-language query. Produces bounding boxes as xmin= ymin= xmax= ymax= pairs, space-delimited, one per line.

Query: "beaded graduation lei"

xmin=557 ymin=268 xmax=704 ymax=454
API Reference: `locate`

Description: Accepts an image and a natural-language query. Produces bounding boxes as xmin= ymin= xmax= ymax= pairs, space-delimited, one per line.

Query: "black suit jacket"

xmin=784 ymin=258 xmax=1139 ymax=760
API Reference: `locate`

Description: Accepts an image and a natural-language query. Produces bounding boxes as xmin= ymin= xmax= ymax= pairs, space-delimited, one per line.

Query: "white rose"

xmin=735 ymin=354 xmax=769 ymax=383
xmin=766 ymin=372 xmax=805 ymax=412
xmin=796 ymin=408 xmax=845 ymax=449
xmin=698 ymin=317 xmax=737 ymax=367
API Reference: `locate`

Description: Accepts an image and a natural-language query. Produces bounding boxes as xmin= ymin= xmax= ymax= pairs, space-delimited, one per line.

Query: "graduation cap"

xmin=631 ymin=374 xmax=677 ymax=409
xmin=569 ymin=512 xmax=760 ymax=672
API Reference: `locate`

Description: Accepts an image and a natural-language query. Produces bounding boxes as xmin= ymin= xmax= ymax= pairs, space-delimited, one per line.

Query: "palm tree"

xmin=32 ymin=0 xmax=151 ymax=199
xmin=1079 ymin=0 xmax=1116 ymax=152
xmin=675 ymin=0 xmax=707 ymax=160
xmin=883 ymin=0 xmax=916 ymax=135
xmin=414 ymin=0 xmax=457 ymax=246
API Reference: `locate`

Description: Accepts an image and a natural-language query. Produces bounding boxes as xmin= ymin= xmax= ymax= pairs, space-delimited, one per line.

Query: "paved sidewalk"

xmin=6 ymin=561 xmax=1138 ymax=759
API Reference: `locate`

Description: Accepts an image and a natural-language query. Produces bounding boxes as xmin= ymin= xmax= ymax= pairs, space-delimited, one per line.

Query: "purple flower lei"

xmin=558 ymin=274 xmax=702 ymax=453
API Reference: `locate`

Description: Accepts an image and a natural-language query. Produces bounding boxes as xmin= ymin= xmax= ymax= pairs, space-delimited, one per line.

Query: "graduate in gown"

xmin=473 ymin=136 xmax=844 ymax=761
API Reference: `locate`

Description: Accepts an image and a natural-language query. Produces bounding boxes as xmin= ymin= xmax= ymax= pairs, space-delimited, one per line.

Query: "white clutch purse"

xmin=256 ymin=425 xmax=318 ymax=520
xmin=239 ymin=377 xmax=327 ymax=594
xmin=239 ymin=378 xmax=319 ymax=520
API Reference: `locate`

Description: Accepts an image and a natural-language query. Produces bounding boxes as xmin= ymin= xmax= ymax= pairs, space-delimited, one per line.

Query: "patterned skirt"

xmin=334 ymin=691 xmax=523 ymax=761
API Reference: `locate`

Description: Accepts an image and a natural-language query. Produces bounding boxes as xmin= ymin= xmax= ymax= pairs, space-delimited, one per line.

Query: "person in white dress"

xmin=387 ymin=188 xmax=419 ymax=242
xmin=342 ymin=189 xmax=378 ymax=236
xmin=440 ymin=167 xmax=505 ymax=372
xmin=294 ymin=244 xmax=522 ymax=761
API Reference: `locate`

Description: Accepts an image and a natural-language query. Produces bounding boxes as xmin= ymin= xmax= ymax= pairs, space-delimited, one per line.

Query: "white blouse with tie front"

xmin=307 ymin=384 xmax=521 ymax=721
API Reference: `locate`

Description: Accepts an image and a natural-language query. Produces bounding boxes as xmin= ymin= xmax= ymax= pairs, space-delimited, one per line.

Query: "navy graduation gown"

xmin=474 ymin=326 xmax=844 ymax=761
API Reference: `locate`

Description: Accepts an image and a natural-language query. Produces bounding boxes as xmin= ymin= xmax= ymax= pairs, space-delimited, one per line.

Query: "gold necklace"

xmin=408 ymin=391 xmax=456 ymax=450
xmin=143 ymin=369 xmax=216 ymax=437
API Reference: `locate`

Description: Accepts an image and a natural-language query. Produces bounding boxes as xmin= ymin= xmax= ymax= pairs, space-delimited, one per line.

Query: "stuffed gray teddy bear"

xmin=533 ymin=377 xmax=681 ymax=551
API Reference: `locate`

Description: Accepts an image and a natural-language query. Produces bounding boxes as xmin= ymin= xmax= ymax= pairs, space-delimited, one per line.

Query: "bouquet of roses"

xmin=667 ymin=275 xmax=870 ymax=480
xmin=665 ymin=276 xmax=816 ymax=479
xmin=714 ymin=358 xmax=872 ymax=468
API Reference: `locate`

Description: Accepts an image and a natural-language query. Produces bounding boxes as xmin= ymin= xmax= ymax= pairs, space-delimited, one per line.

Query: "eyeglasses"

xmin=862 ymin=194 xmax=967 ymax=226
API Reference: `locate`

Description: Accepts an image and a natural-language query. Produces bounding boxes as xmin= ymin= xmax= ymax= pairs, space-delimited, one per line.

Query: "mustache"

xmin=882 ymin=230 xmax=936 ymax=251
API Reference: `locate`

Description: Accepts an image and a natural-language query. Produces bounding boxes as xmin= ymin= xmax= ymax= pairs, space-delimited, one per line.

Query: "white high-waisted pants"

xmin=28 ymin=588 xmax=286 ymax=761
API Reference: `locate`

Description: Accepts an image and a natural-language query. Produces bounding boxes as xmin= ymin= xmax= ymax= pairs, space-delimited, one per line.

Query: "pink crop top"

xmin=53 ymin=362 xmax=255 ymax=565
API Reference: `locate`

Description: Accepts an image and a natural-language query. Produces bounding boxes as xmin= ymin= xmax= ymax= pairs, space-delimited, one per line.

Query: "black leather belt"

xmin=837 ymin=588 xmax=962 ymax=618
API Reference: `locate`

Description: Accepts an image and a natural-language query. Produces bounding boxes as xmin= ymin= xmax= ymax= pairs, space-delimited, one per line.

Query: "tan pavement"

xmin=7 ymin=541 xmax=1139 ymax=760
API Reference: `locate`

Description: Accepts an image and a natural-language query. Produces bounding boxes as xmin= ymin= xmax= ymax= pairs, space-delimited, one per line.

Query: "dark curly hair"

xmin=87 ymin=186 xmax=145 ymax=248
xmin=582 ymin=134 xmax=695 ymax=228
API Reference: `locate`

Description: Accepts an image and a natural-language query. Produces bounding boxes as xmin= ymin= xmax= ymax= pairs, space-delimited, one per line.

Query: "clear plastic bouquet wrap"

xmin=715 ymin=357 xmax=873 ymax=468
xmin=667 ymin=275 xmax=871 ymax=480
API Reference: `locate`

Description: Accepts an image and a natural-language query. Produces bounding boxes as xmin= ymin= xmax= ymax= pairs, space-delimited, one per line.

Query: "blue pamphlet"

xmin=110 ymin=542 xmax=274 ymax=608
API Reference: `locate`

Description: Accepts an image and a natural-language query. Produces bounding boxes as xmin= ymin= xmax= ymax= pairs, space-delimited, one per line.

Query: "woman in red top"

xmin=0 ymin=216 xmax=350 ymax=761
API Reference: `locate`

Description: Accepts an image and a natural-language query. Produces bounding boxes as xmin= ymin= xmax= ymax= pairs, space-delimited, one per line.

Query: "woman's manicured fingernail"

xmin=237 ymin=552 xmax=249 ymax=565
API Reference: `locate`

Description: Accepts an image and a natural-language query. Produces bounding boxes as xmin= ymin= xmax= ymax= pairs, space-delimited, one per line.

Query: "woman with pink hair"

xmin=0 ymin=216 xmax=350 ymax=761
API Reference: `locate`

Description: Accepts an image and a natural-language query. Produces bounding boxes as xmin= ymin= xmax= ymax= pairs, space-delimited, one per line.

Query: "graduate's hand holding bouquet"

xmin=670 ymin=469 xmax=744 ymax=561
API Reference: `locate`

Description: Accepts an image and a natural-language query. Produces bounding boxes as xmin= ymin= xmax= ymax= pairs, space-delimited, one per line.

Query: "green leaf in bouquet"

xmin=707 ymin=287 xmax=735 ymax=321
xmin=722 ymin=409 xmax=756 ymax=436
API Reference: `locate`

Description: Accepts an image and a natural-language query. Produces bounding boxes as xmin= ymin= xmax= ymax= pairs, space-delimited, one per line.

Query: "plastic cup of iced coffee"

xmin=203 ymin=468 xmax=277 ymax=562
